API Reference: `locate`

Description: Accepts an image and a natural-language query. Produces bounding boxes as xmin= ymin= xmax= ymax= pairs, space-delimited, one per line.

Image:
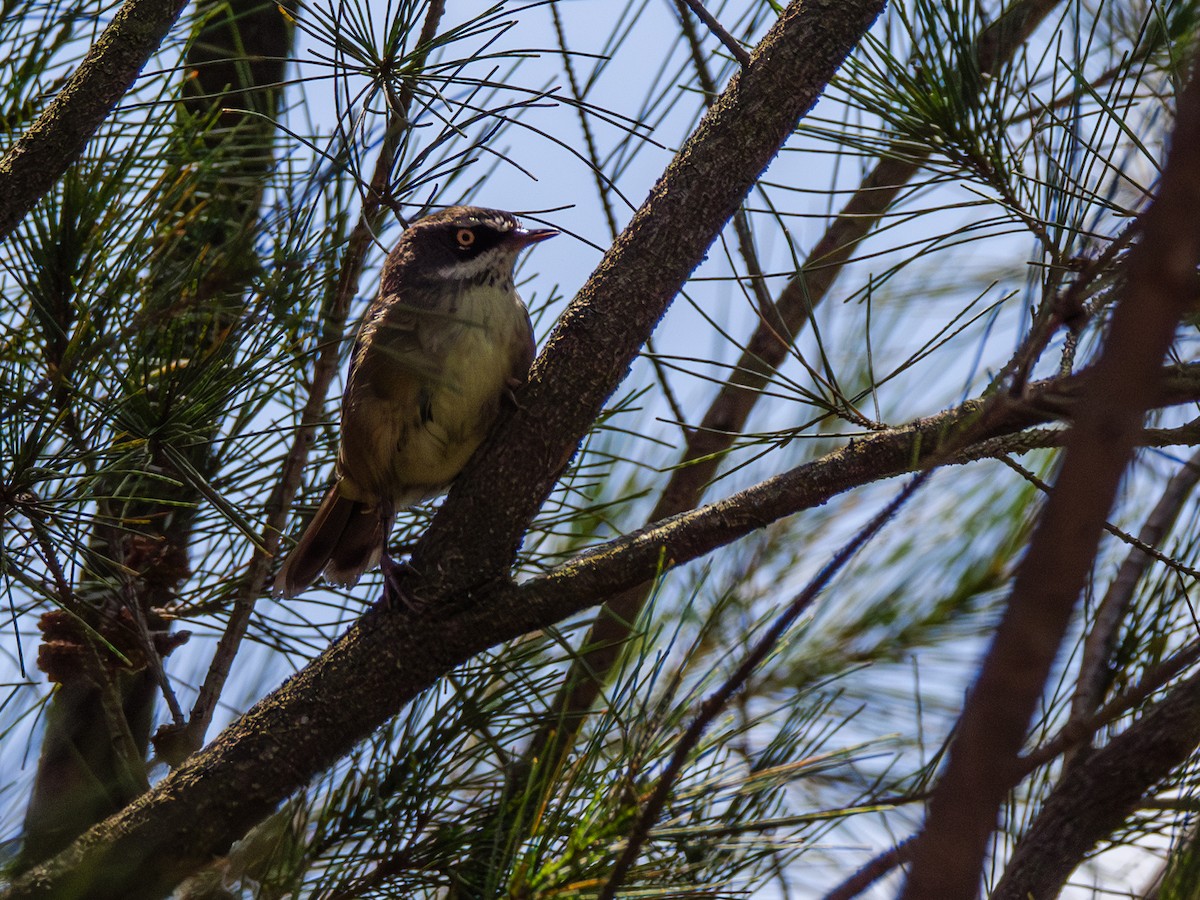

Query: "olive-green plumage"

xmin=274 ymin=207 xmax=555 ymax=598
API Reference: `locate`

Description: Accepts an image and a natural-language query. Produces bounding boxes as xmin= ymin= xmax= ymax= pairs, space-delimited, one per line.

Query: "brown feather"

xmin=274 ymin=207 xmax=554 ymax=597
xmin=273 ymin=486 xmax=373 ymax=598
xmin=325 ymin=501 xmax=392 ymax=587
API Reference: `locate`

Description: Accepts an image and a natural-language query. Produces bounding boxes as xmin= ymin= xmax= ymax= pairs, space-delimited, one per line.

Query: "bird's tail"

xmin=273 ymin=484 xmax=391 ymax=598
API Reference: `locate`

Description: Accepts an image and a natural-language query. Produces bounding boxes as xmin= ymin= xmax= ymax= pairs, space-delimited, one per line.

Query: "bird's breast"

xmin=338 ymin=282 xmax=532 ymax=505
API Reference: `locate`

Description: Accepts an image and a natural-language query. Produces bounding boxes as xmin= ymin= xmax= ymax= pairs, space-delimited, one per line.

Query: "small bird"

xmin=274 ymin=206 xmax=556 ymax=598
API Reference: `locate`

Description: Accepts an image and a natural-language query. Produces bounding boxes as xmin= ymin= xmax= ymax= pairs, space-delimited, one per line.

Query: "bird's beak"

xmin=510 ymin=226 xmax=559 ymax=249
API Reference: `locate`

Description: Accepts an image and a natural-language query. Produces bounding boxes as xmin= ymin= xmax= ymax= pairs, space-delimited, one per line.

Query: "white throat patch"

xmin=433 ymin=246 xmax=511 ymax=282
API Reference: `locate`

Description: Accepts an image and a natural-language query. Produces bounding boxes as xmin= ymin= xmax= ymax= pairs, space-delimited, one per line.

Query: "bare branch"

xmin=993 ymin=666 xmax=1200 ymax=900
xmin=1069 ymin=447 xmax=1200 ymax=731
xmin=515 ymin=364 xmax=1200 ymax=610
xmin=598 ymin=474 xmax=927 ymax=900
xmin=1022 ymin=643 xmax=1200 ymax=772
xmin=901 ymin=53 xmax=1200 ymax=900
xmin=824 ymin=836 xmax=917 ymax=900
xmin=678 ymin=0 xmax=752 ymax=67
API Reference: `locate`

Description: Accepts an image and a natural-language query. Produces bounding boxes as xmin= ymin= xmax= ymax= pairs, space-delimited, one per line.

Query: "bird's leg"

xmin=503 ymin=375 xmax=527 ymax=411
xmin=381 ymin=552 xmax=424 ymax=613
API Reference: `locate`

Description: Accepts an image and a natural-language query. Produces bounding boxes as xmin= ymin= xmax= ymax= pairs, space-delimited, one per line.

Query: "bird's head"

xmin=385 ymin=206 xmax=558 ymax=288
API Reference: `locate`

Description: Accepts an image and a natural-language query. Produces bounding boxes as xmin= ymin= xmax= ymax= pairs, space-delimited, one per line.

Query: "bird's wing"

xmin=337 ymin=295 xmax=440 ymax=498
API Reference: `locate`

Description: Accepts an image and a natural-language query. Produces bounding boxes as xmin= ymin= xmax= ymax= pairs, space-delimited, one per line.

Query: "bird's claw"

xmin=381 ymin=553 xmax=425 ymax=614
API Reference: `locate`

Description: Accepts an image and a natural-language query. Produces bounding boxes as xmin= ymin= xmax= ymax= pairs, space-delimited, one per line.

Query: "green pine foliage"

xmin=4 ymin=1 xmax=1200 ymax=897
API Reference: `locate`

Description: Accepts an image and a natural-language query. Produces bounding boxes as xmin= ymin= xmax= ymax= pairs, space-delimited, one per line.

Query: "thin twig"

xmin=551 ymin=4 xmax=617 ymax=238
xmin=824 ymin=836 xmax=918 ymax=900
xmin=678 ymin=0 xmax=751 ymax=67
xmin=675 ymin=0 xmax=782 ymax=362
xmin=998 ymin=220 xmax=1139 ymax=396
xmin=997 ymin=455 xmax=1200 ymax=582
xmin=1069 ymin=446 xmax=1200 ymax=737
xmin=1022 ymin=642 xmax=1200 ymax=771
xmin=954 ymin=418 xmax=1200 ymax=461
xmin=126 ymin=587 xmax=185 ymax=728
xmin=26 ymin=506 xmax=85 ymax=621
xmin=597 ymin=473 xmax=928 ymax=900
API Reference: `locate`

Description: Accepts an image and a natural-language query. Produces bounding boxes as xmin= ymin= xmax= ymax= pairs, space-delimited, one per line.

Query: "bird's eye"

xmin=455 ymin=228 xmax=476 ymax=249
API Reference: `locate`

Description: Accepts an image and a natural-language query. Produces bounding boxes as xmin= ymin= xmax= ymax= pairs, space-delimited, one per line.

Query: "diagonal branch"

xmin=0 ymin=0 xmax=189 ymax=241
xmin=900 ymin=52 xmax=1200 ymax=900
xmin=824 ymin=839 xmax=916 ymax=900
xmin=679 ymin=0 xmax=752 ymax=67
xmin=992 ymin=664 xmax=1200 ymax=900
xmin=409 ymin=0 xmax=886 ymax=586
xmin=513 ymin=364 xmax=1200 ymax=609
xmin=1068 ymin=446 xmax=1200 ymax=736
xmin=597 ymin=473 xmax=928 ymax=900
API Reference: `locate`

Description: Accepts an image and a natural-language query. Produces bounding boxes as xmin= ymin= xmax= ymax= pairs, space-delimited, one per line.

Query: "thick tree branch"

xmin=991 ymin=666 xmax=1200 ymax=900
xmin=409 ymin=0 xmax=886 ymax=586
xmin=901 ymin=56 xmax=1200 ymax=900
xmin=539 ymin=0 xmax=1064 ymax=771
xmin=0 ymin=0 xmax=188 ymax=241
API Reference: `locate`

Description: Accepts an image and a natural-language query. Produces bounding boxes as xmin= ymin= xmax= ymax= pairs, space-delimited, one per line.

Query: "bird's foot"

xmin=381 ymin=554 xmax=425 ymax=614
xmin=503 ymin=377 xmax=527 ymax=411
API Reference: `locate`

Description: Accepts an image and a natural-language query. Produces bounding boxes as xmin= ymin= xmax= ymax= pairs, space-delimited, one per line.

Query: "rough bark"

xmin=409 ymin=0 xmax=888 ymax=586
